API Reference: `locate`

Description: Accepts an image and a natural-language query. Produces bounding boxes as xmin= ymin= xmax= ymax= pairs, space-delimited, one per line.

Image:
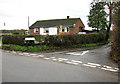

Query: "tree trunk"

xmin=106 ymin=3 xmax=112 ymax=41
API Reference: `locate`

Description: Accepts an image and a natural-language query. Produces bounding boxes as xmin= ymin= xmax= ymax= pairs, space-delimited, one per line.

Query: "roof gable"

xmin=29 ymin=18 xmax=79 ymax=28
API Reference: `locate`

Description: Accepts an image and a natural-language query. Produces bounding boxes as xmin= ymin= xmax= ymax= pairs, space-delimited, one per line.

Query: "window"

xmin=73 ymin=24 xmax=76 ymax=27
xmin=67 ymin=27 xmax=69 ymax=32
xmin=43 ymin=28 xmax=49 ymax=33
xmin=34 ymin=28 xmax=38 ymax=33
xmin=59 ymin=28 xmax=62 ymax=32
xmin=79 ymin=27 xmax=83 ymax=31
xmin=62 ymin=29 xmax=64 ymax=32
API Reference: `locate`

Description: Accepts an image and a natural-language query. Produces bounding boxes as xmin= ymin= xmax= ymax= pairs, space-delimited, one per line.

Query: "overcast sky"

xmin=0 ymin=0 xmax=93 ymax=30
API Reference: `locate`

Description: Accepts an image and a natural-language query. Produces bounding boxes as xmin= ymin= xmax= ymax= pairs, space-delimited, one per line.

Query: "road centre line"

xmin=101 ymin=67 xmax=118 ymax=72
xmin=71 ymin=60 xmax=82 ymax=63
xmin=82 ymin=64 xmax=97 ymax=68
xmin=38 ymin=55 xmax=44 ymax=57
xmin=43 ymin=58 xmax=50 ymax=60
xmin=29 ymin=54 xmax=37 ymax=56
xmin=8 ymin=51 xmax=119 ymax=73
xmin=87 ymin=63 xmax=101 ymax=67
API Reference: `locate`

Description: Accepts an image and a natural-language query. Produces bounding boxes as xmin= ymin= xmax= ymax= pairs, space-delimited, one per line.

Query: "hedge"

xmin=2 ymin=35 xmax=26 ymax=46
xmin=2 ymin=33 xmax=106 ymax=47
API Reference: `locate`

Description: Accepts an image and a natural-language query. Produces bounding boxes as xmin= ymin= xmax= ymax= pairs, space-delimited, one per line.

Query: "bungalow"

xmin=29 ymin=16 xmax=85 ymax=35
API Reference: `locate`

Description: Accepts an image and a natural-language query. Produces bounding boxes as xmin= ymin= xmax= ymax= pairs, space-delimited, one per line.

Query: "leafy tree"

xmin=88 ymin=0 xmax=120 ymax=40
xmin=88 ymin=2 xmax=107 ymax=31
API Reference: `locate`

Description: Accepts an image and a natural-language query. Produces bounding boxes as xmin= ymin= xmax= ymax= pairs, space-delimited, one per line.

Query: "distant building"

xmin=29 ymin=16 xmax=85 ymax=35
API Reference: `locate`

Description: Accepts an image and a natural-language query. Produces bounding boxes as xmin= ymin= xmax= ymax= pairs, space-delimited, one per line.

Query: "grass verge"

xmin=0 ymin=33 xmax=13 ymax=35
xmin=2 ymin=42 xmax=107 ymax=52
xmin=0 ymin=40 xmax=2 ymax=48
xmin=73 ymin=42 xmax=106 ymax=48
xmin=2 ymin=44 xmax=59 ymax=52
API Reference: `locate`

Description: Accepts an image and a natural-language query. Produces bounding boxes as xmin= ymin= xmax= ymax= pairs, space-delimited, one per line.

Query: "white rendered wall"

xmin=65 ymin=27 xmax=67 ymax=32
xmin=49 ymin=27 xmax=57 ymax=35
xmin=40 ymin=28 xmax=47 ymax=35
xmin=40 ymin=27 xmax=57 ymax=35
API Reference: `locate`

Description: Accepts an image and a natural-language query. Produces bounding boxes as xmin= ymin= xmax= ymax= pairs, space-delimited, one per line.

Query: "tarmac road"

xmin=2 ymin=44 xmax=118 ymax=82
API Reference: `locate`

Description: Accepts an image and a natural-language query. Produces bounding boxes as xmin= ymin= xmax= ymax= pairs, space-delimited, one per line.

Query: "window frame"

xmin=34 ymin=28 xmax=38 ymax=33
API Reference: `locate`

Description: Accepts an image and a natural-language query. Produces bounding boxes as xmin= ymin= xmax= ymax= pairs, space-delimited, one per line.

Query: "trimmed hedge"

xmin=2 ymin=33 xmax=106 ymax=47
xmin=2 ymin=35 xmax=26 ymax=46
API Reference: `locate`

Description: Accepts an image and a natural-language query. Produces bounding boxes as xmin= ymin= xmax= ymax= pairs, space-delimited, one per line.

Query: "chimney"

xmin=67 ymin=16 xmax=69 ymax=19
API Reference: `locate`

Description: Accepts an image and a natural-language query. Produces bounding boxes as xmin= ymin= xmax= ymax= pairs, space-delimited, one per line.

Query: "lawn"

xmin=0 ymin=40 xmax=2 ymax=48
xmin=0 ymin=33 xmax=13 ymax=35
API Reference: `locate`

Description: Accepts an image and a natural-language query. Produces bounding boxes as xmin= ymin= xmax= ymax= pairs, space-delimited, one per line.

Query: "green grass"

xmin=0 ymin=40 xmax=2 ymax=48
xmin=0 ymin=33 xmax=13 ymax=35
xmin=2 ymin=44 xmax=59 ymax=51
xmin=108 ymin=38 xmax=111 ymax=42
xmin=2 ymin=41 xmax=106 ymax=51
xmin=73 ymin=42 xmax=106 ymax=48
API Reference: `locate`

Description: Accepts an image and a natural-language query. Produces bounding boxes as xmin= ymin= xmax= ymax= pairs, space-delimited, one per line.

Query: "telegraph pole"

xmin=4 ymin=22 xmax=5 ymax=29
xmin=28 ymin=16 xmax=29 ymax=29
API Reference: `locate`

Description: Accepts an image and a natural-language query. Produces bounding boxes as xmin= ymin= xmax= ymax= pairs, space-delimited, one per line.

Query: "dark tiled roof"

xmin=29 ymin=18 xmax=79 ymax=28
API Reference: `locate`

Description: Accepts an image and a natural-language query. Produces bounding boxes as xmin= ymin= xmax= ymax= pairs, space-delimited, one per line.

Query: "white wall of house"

xmin=40 ymin=27 xmax=57 ymax=35
xmin=65 ymin=27 xmax=67 ymax=32
xmin=49 ymin=27 xmax=57 ymax=35
xmin=78 ymin=32 xmax=86 ymax=34
xmin=40 ymin=28 xmax=46 ymax=35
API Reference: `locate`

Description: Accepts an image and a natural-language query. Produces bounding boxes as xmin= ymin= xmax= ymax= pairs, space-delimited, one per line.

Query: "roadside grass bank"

xmin=0 ymin=33 xmax=13 ymax=35
xmin=0 ymin=40 xmax=2 ymax=48
xmin=2 ymin=41 xmax=107 ymax=52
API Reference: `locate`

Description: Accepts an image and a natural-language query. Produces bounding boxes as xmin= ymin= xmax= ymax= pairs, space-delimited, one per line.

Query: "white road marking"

xmin=26 ymin=55 xmax=31 ymax=57
xmin=18 ymin=53 xmax=24 ymax=55
xmin=32 ymin=56 xmax=40 ymax=58
xmin=9 ymin=50 xmax=118 ymax=73
xmin=66 ymin=52 xmax=75 ymax=55
xmin=108 ymin=69 xmax=118 ymax=72
xmin=81 ymin=50 xmax=89 ymax=55
xmin=61 ymin=58 xmax=68 ymax=61
xmin=71 ymin=60 xmax=82 ymax=63
xmin=52 ymin=59 xmax=58 ymax=61
xmin=23 ymin=53 xmax=29 ymax=55
xmin=103 ymin=65 xmax=112 ymax=69
xmin=66 ymin=52 xmax=81 ymax=56
xmin=11 ymin=51 xmax=17 ymax=54
xmin=82 ymin=64 xmax=96 ymax=68
xmin=66 ymin=61 xmax=73 ymax=64
xmin=72 ymin=63 xmax=79 ymax=65
xmin=115 ymin=68 xmax=119 ymax=70
xmin=109 ymin=69 xmax=118 ymax=72
xmin=73 ymin=54 xmax=81 ymax=56
xmin=101 ymin=67 xmax=118 ymax=72
xmin=87 ymin=63 xmax=101 ymax=67
xmin=58 ymin=58 xmax=64 ymax=60
xmin=38 ymin=55 xmax=44 ymax=57
xmin=43 ymin=58 xmax=50 ymax=60
xmin=58 ymin=60 xmax=63 ymax=62
xmin=29 ymin=54 xmax=37 ymax=56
